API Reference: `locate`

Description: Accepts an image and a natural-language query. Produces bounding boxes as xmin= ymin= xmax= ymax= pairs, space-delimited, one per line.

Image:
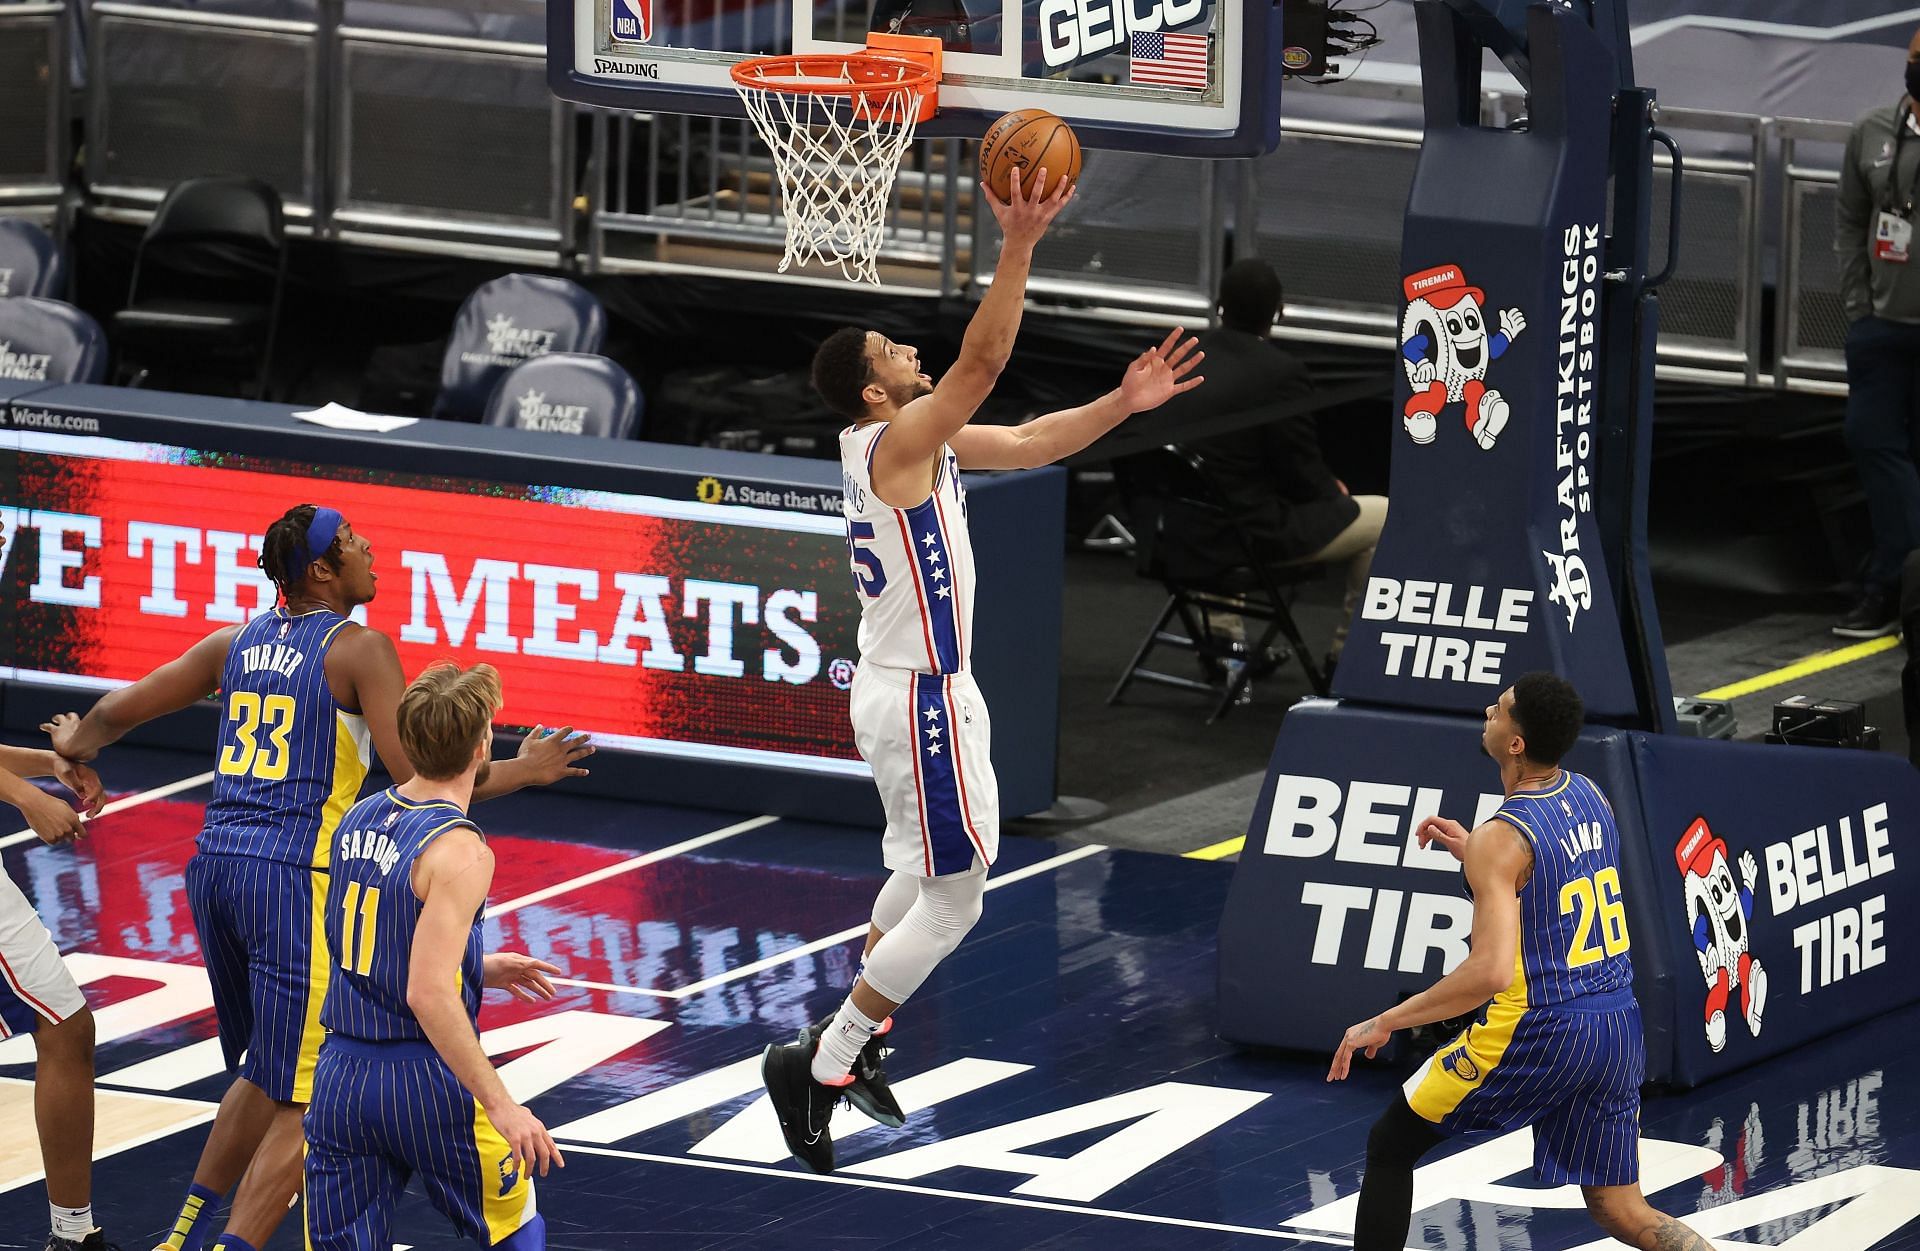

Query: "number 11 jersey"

xmin=320 ymin=789 xmax=484 ymax=1042
xmin=839 ymin=421 xmax=977 ymax=675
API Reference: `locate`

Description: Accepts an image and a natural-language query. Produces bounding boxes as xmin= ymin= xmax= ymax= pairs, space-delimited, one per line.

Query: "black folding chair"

xmin=113 ymin=176 xmax=287 ymax=399
xmin=1108 ymin=445 xmax=1331 ymax=722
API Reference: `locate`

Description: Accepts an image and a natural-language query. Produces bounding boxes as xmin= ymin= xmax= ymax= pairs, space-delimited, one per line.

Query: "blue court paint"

xmin=0 ymin=749 xmax=1915 ymax=1250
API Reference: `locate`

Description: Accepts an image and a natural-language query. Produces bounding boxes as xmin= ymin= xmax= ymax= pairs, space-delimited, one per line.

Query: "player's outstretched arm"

xmin=42 ymin=626 xmax=238 ymax=762
xmin=336 ymin=628 xmax=591 ymax=800
xmin=484 ymin=952 xmax=561 ymax=1004
xmin=472 ymin=725 xmax=594 ymax=803
xmin=0 ymin=757 xmax=96 ymax=846
xmin=951 ymin=328 xmax=1203 ymax=470
xmin=875 ymin=167 xmax=1073 ymax=485
xmin=1328 ymin=820 xmax=1531 ymax=1081
xmin=408 ymin=831 xmax=564 ymax=1178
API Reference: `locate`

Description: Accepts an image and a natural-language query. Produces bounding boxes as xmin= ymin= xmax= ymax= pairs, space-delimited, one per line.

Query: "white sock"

xmin=810 ymin=999 xmax=883 ymax=1084
xmin=50 ymin=1201 xmax=93 ymax=1241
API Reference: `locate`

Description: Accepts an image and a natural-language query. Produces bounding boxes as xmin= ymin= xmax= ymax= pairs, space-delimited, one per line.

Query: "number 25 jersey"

xmin=199 ymin=607 xmax=373 ymax=868
xmin=838 ymin=421 xmax=977 ymax=675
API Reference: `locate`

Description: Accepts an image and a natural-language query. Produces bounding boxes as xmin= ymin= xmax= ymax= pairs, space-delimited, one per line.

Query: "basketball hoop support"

xmin=864 ymin=32 xmax=942 ymax=122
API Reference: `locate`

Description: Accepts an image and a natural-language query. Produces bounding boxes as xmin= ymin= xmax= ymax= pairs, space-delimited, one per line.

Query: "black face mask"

xmin=1906 ymin=58 xmax=1920 ymax=102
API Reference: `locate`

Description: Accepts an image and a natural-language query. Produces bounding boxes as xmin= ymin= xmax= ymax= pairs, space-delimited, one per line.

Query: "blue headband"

xmin=287 ymin=507 xmax=343 ymax=584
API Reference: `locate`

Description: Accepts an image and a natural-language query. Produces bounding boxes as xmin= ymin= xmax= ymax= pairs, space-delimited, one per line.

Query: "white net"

xmin=733 ymin=61 xmax=924 ymax=286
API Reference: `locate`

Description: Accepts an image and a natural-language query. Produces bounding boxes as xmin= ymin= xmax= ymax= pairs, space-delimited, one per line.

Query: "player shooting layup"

xmin=761 ymin=164 xmax=1203 ymax=1172
xmin=1328 ymin=673 xmax=1715 ymax=1251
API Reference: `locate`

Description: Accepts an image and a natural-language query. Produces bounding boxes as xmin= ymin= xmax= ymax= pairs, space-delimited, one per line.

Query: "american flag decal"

xmin=1128 ymin=30 xmax=1210 ymax=91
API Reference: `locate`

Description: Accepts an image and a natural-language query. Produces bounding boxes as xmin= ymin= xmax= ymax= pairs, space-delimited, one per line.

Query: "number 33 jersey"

xmin=839 ymin=422 xmax=977 ymax=675
xmin=200 ymin=607 xmax=373 ymax=868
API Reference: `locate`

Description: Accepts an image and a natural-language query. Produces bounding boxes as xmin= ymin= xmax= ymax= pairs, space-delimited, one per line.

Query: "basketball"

xmin=979 ymin=108 xmax=1083 ymax=202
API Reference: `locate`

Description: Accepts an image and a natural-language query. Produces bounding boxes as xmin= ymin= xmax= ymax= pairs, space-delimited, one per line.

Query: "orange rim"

xmin=730 ymin=52 xmax=936 ymax=100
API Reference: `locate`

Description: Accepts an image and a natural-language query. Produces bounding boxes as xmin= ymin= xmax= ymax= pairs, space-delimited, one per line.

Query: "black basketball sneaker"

xmin=46 ymin=1232 xmax=121 ymax=1251
xmin=761 ymin=1039 xmax=848 ymax=1174
xmin=799 ymin=1013 xmax=906 ymax=1129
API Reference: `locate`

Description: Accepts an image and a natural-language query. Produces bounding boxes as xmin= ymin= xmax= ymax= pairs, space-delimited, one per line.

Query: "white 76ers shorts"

xmin=850 ymin=664 xmax=999 ymax=878
xmin=0 ymin=867 xmax=85 ymax=1038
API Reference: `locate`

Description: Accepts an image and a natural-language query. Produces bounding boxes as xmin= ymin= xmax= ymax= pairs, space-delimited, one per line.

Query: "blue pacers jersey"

xmin=320 ymin=790 xmax=484 ymax=1043
xmin=1487 ymin=770 xmax=1635 ymax=1009
xmin=199 ymin=608 xmax=373 ymax=868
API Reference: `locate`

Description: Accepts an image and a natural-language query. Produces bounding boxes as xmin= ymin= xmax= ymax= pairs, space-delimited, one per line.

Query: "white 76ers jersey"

xmin=839 ymin=421 xmax=976 ymax=674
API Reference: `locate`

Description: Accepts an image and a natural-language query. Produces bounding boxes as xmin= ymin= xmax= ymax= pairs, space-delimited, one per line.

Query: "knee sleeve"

xmin=858 ymin=868 xmax=986 ymax=1004
xmin=870 ymin=870 xmax=919 ymax=935
xmin=1367 ymin=1099 xmax=1443 ymax=1170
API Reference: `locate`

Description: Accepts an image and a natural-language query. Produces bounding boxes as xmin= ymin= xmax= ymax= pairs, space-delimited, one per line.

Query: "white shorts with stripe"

xmin=850 ymin=663 xmax=999 ymax=878
xmin=0 ymin=867 xmax=85 ymax=1038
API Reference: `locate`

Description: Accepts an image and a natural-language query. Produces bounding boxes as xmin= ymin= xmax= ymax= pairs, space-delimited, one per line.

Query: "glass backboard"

xmin=548 ymin=0 xmax=1283 ymax=155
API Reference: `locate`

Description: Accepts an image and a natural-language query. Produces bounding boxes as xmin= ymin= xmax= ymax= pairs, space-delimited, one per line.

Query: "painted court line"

xmin=562 ymin=1143 xmax=1385 ymax=1246
xmin=570 ymin=842 xmax=1111 ymax=1001
xmin=484 ymin=814 xmax=779 ymax=918
xmin=0 ymin=769 xmax=217 ymax=852
xmin=1184 ymin=834 xmax=1246 ymax=861
xmin=546 ymin=975 xmax=679 ymax=1000
xmin=1695 ymin=634 xmax=1901 ymax=702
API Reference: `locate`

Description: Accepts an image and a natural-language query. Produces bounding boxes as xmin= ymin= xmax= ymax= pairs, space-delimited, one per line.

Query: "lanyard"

xmin=1887 ymin=99 xmax=1920 ymax=216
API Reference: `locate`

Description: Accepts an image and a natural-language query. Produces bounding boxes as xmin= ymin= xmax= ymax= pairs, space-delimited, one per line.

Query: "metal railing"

xmin=87 ymin=2 xmax=322 ymax=229
xmin=1776 ymin=117 xmax=1853 ymax=396
xmin=577 ymin=88 xmax=1865 ymax=396
xmin=79 ymin=0 xmax=575 ymax=260
xmin=5 ymin=8 xmax=1871 ymax=393
xmin=586 ymin=110 xmax=964 ymax=293
xmin=332 ymin=25 xmax=573 ymax=260
xmin=0 ymin=1 xmax=68 ymax=222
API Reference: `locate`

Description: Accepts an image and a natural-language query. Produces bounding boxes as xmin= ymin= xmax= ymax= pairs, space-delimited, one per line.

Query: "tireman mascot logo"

xmin=1399 ymin=264 xmax=1526 ymax=450
xmin=1675 ymin=816 xmax=1768 ymax=1053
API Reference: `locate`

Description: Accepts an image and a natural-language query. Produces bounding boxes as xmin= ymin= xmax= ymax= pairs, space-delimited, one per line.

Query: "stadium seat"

xmin=482 ymin=352 xmax=644 ymax=440
xmin=432 ymin=274 xmax=606 ymax=423
xmin=112 ymin=176 xmax=287 ymax=400
xmin=1108 ymin=444 xmax=1329 ymax=720
xmin=0 ymin=297 xmax=108 ymax=384
xmin=0 ymin=219 xmax=66 ymax=299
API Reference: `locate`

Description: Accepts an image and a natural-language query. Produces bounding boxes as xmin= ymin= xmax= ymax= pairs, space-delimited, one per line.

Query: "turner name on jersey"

xmin=838 ymin=422 xmax=977 ymax=675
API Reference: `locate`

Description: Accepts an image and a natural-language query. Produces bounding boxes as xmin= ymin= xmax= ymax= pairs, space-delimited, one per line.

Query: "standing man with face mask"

xmin=1834 ymin=31 xmax=1920 ymax=638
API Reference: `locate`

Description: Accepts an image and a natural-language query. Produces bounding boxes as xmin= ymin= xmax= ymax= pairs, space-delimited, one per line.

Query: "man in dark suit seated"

xmin=1157 ymin=258 xmax=1387 ymax=666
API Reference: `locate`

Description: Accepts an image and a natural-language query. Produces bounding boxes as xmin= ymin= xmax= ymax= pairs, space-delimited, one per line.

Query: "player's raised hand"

xmin=980 ymin=163 xmax=1074 ymax=247
xmin=516 ymin=725 xmax=594 ymax=784
xmin=485 ymin=952 xmax=561 ymax=1003
xmin=40 ymin=712 xmax=95 ymax=763
xmin=489 ymin=1100 xmax=565 ymax=1178
xmin=1327 ymin=1014 xmax=1391 ymax=1082
xmin=18 ymin=786 xmax=87 ymax=847
xmin=1416 ymin=815 xmax=1471 ymax=862
xmin=1119 ymin=327 xmax=1204 ymax=414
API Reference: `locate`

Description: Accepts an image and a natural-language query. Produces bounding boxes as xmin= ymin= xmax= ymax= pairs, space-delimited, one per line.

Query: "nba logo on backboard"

xmin=611 ymin=0 xmax=649 ymax=42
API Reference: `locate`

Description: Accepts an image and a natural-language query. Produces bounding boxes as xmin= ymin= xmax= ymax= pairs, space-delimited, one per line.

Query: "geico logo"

xmin=1036 ymin=0 xmax=1208 ymax=69
xmin=1263 ymin=775 xmax=1505 ymax=868
xmin=400 ymin=553 xmax=823 ymax=683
